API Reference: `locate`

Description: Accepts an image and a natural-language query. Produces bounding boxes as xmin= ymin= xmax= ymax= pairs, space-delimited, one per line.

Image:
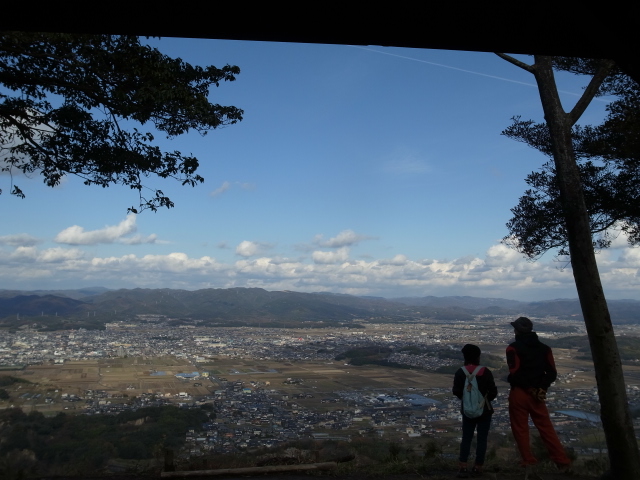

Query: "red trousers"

xmin=508 ymin=387 xmax=570 ymax=466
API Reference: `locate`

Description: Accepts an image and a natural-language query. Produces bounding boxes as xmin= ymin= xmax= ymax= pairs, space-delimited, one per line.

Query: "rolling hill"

xmin=0 ymin=288 xmax=638 ymax=330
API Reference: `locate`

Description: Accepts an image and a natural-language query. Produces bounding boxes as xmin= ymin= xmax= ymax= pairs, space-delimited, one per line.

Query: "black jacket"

xmin=506 ymin=332 xmax=557 ymax=390
xmin=452 ymin=365 xmax=497 ymax=418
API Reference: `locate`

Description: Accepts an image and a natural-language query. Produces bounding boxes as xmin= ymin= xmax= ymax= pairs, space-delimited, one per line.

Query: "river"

xmin=555 ymin=409 xmax=600 ymax=422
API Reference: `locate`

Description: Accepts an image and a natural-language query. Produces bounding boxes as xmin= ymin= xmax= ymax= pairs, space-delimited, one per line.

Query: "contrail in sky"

xmin=349 ymin=46 xmax=610 ymax=102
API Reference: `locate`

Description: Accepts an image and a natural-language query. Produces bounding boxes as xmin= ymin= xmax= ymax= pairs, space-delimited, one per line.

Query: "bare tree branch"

xmin=494 ymin=53 xmax=534 ymax=73
xmin=567 ymin=59 xmax=616 ymax=126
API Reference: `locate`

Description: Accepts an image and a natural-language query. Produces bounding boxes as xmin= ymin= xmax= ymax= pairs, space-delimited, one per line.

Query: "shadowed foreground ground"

xmin=31 ymin=471 xmax=601 ymax=480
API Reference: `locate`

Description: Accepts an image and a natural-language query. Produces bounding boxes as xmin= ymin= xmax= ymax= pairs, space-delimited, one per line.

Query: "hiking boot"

xmin=470 ymin=465 xmax=483 ymax=477
xmin=556 ymin=463 xmax=573 ymax=475
xmin=456 ymin=462 xmax=469 ymax=478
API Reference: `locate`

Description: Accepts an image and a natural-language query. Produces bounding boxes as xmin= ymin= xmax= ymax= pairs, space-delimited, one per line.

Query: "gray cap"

xmin=511 ymin=316 xmax=533 ymax=334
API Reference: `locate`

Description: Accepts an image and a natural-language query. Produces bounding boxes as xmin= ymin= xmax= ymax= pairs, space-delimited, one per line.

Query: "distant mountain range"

xmin=0 ymin=286 xmax=111 ymax=301
xmin=1 ymin=287 xmax=639 ymax=327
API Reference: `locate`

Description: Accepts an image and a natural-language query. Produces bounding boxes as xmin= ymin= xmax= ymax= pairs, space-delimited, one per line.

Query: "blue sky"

xmin=1 ymin=38 xmax=637 ymax=301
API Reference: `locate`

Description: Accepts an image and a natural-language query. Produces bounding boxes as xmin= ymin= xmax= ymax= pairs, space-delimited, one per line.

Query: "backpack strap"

xmin=465 ymin=365 xmax=483 ymax=381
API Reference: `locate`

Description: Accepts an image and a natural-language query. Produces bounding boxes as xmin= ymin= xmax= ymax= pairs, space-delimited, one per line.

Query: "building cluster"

xmin=164 ymin=382 xmax=640 ymax=457
xmin=2 ymin=316 xmax=639 ymax=459
xmin=2 ymin=313 xmax=600 ymax=370
xmin=0 ymin=315 xmax=537 ymax=367
xmin=0 ymin=319 xmax=498 ymax=368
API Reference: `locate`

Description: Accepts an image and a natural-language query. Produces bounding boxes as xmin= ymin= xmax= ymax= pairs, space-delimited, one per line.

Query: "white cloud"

xmin=7 ymin=246 xmax=84 ymax=264
xmin=236 ymin=241 xmax=259 ymax=257
xmin=485 ymin=243 xmax=524 ymax=266
xmin=210 ymin=181 xmax=255 ymax=197
xmin=378 ymin=254 xmax=408 ymax=266
xmin=54 ymin=215 xmax=157 ymax=245
xmin=121 ymin=234 xmax=158 ymax=245
xmin=0 ymin=233 xmax=41 ymax=247
xmin=210 ymin=181 xmax=231 ymax=197
xmin=235 ymin=240 xmax=273 ymax=258
xmin=314 ymin=230 xmax=373 ymax=248
xmin=605 ymin=225 xmax=636 ymax=250
xmin=312 ymin=247 xmax=350 ymax=264
xmin=10 ymin=246 xmax=38 ymax=261
xmin=38 ymin=247 xmax=85 ymax=263
xmin=2 ymin=240 xmax=640 ymax=302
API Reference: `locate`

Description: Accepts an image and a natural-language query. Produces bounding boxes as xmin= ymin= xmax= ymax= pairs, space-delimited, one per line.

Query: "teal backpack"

xmin=461 ymin=365 xmax=487 ymax=418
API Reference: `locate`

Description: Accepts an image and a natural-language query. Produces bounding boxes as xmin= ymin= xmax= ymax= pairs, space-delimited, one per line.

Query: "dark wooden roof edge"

xmin=1 ymin=7 xmax=637 ymax=81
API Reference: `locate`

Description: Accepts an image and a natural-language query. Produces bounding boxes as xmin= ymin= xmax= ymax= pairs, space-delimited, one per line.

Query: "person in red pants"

xmin=506 ymin=317 xmax=571 ymax=471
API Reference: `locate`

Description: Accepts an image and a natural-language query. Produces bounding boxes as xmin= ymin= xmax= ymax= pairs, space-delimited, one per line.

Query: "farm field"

xmin=1 ymin=355 xmax=466 ymax=412
xmin=3 ymin=345 xmax=638 ymax=415
xmin=203 ymin=357 xmax=466 ymax=411
xmin=1 ymin=356 xmax=208 ymax=412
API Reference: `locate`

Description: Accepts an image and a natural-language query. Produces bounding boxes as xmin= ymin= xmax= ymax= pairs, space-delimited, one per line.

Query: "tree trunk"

xmin=532 ymin=55 xmax=640 ymax=478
